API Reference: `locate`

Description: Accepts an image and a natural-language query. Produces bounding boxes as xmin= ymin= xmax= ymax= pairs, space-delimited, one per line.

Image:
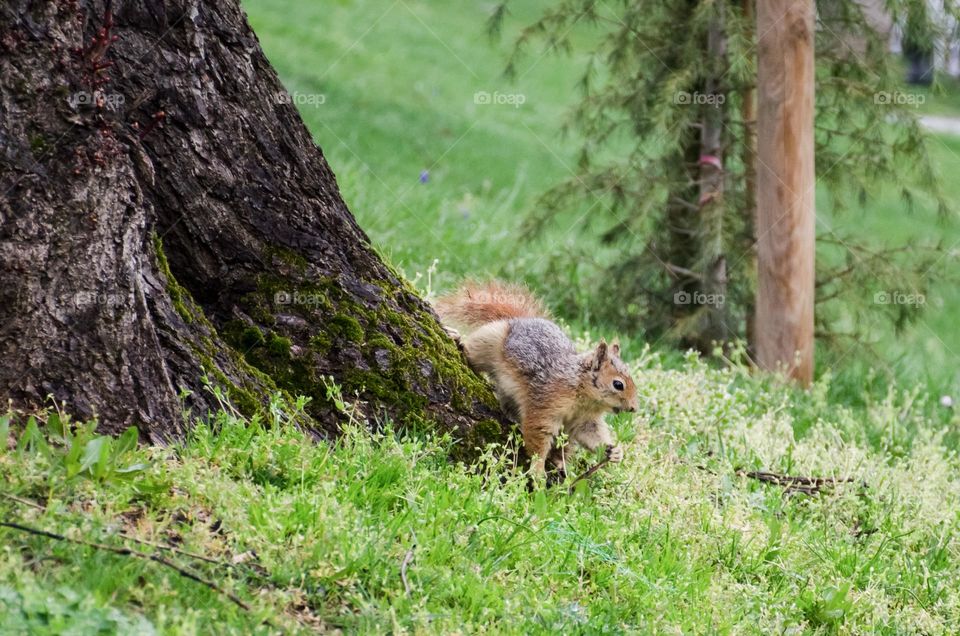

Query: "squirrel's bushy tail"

xmin=434 ymin=280 xmax=548 ymax=331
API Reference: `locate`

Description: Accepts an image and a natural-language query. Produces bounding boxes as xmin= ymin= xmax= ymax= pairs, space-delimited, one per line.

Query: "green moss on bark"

xmin=153 ymin=235 xmax=195 ymax=324
xmin=152 ymin=236 xmax=288 ymax=420
xmin=152 ymin=236 xmax=507 ymax=451
xmin=458 ymin=418 xmax=505 ymax=461
xmin=329 ymin=315 xmax=364 ymax=341
xmin=265 ymin=245 xmax=309 ymax=272
xmin=237 ymin=261 xmax=503 ymax=438
xmin=267 ymin=333 xmax=292 ymax=356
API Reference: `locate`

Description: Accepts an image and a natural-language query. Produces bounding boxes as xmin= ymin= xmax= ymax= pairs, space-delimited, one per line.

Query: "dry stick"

xmin=568 ymin=458 xmax=610 ymax=493
xmin=400 ymin=544 xmax=416 ymax=597
xmin=0 ymin=521 xmax=251 ymax=612
xmin=735 ymin=470 xmax=856 ymax=495
xmin=118 ymin=533 xmax=272 ymax=583
xmin=740 ymin=470 xmax=855 ymax=486
xmin=0 ymin=492 xmax=45 ymax=510
xmin=123 ymin=535 xmax=238 ymax=568
xmin=1 ymin=497 xmax=322 ymax=630
xmin=690 ymin=463 xmax=859 ymax=495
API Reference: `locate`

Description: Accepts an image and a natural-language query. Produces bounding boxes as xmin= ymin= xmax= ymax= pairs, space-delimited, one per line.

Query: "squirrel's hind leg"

xmin=494 ymin=386 xmax=521 ymax=421
xmin=460 ymin=321 xmax=526 ymax=423
xmin=521 ymin=408 xmax=561 ymax=475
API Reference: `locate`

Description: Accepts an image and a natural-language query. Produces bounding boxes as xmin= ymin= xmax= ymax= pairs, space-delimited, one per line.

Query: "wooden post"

xmin=754 ymin=0 xmax=815 ymax=385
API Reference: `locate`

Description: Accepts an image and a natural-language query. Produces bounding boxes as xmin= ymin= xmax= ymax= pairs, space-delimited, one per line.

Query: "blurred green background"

xmin=243 ymin=0 xmax=960 ymax=398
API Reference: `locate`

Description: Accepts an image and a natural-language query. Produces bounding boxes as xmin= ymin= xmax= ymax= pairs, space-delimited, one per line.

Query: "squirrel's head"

xmin=580 ymin=339 xmax=639 ymax=414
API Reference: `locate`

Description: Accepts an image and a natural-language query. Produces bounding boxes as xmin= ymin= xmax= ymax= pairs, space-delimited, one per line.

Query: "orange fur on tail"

xmin=434 ymin=280 xmax=549 ymax=331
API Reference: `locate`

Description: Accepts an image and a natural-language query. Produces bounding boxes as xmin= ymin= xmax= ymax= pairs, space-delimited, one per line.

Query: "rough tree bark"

xmin=0 ymin=0 xmax=508 ymax=453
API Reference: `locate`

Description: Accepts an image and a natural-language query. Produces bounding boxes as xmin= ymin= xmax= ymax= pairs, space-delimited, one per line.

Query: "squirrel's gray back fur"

xmin=503 ymin=318 xmax=579 ymax=391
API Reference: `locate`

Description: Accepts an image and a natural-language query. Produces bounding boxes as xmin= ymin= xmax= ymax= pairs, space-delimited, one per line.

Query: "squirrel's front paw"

xmin=443 ymin=326 xmax=464 ymax=350
xmin=605 ymin=445 xmax=624 ymax=463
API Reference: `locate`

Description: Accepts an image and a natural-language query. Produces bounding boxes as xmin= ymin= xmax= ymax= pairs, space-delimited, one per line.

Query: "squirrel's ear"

xmin=593 ymin=340 xmax=608 ymax=370
xmin=610 ymin=339 xmax=620 ymax=357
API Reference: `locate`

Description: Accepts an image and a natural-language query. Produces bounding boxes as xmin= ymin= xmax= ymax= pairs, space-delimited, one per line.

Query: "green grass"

xmin=3 ymin=357 xmax=959 ymax=633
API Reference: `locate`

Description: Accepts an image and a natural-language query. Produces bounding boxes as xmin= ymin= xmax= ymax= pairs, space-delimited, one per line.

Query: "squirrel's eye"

xmin=612 ymin=380 xmax=625 ymax=391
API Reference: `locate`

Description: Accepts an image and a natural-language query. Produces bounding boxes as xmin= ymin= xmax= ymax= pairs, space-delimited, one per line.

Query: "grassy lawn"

xmin=914 ymin=73 xmax=960 ymax=117
xmin=3 ymin=359 xmax=959 ymax=633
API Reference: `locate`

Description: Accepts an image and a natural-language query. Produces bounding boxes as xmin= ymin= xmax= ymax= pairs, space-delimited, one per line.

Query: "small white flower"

xmin=940 ymin=395 xmax=954 ymax=408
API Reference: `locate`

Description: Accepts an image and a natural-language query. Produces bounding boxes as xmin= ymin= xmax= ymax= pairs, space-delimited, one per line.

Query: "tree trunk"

xmin=696 ymin=5 xmax=729 ymax=350
xmin=754 ymin=0 xmax=816 ymax=385
xmin=0 ymin=0 xmax=508 ymax=454
xmin=665 ymin=131 xmax=703 ymax=345
xmin=741 ymin=0 xmax=758 ymax=362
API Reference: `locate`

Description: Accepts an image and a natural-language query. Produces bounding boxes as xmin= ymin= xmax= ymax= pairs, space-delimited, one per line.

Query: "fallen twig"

xmin=568 ymin=458 xmax=610 ymax=493
xmin=0 ymin=492 xmax=45 ymax=510
xmin=0 ymin=521 xmax=251 ymax=612
xmin=0 ymin=499 xmax=327 ymax=629
xmin=400 ymin=543 xmax=416 ymax=597
xmin=689 ymin=463 xmax=860 ymax=495
xmin=0 ymin=492 xmax=272 ymax=582
xmin=736 ymin=470 xmax=856 ymax=495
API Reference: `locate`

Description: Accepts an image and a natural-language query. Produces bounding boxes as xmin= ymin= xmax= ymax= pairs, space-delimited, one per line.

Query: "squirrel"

xmin=435 ymin=280 xmax=638 ymax=476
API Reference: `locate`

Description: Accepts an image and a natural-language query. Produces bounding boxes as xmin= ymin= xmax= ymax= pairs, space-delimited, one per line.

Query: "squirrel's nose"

xmin=627 ymin=405 xmax=637 ymax=413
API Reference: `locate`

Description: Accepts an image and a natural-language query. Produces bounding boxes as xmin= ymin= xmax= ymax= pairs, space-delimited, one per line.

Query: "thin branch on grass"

xmin=0 ymin=492 xmax=272 ymax=583
xmin=0 ymin=492 xmax=45 ymax=510
xmin=736 ymin=470 xmax=857 ymax=495
xmin=122 ymin=534 xmax=271 ymax=583
xmin=124 ymin=535 xmax=235 ymax=567
xmin=690 ymin=461 xmax=861 ymax=495
xmin=400 ymin=536 xmax=416 ymax=597
xmin=2 ymin=497 xmax=332 ymax=629
xmin=0 ymin=521 xmax=252 ymax=612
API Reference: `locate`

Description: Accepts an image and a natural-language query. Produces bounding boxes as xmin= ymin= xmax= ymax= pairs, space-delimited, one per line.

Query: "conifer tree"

xmin=491 ymin=0 xmax=958 ymax=361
